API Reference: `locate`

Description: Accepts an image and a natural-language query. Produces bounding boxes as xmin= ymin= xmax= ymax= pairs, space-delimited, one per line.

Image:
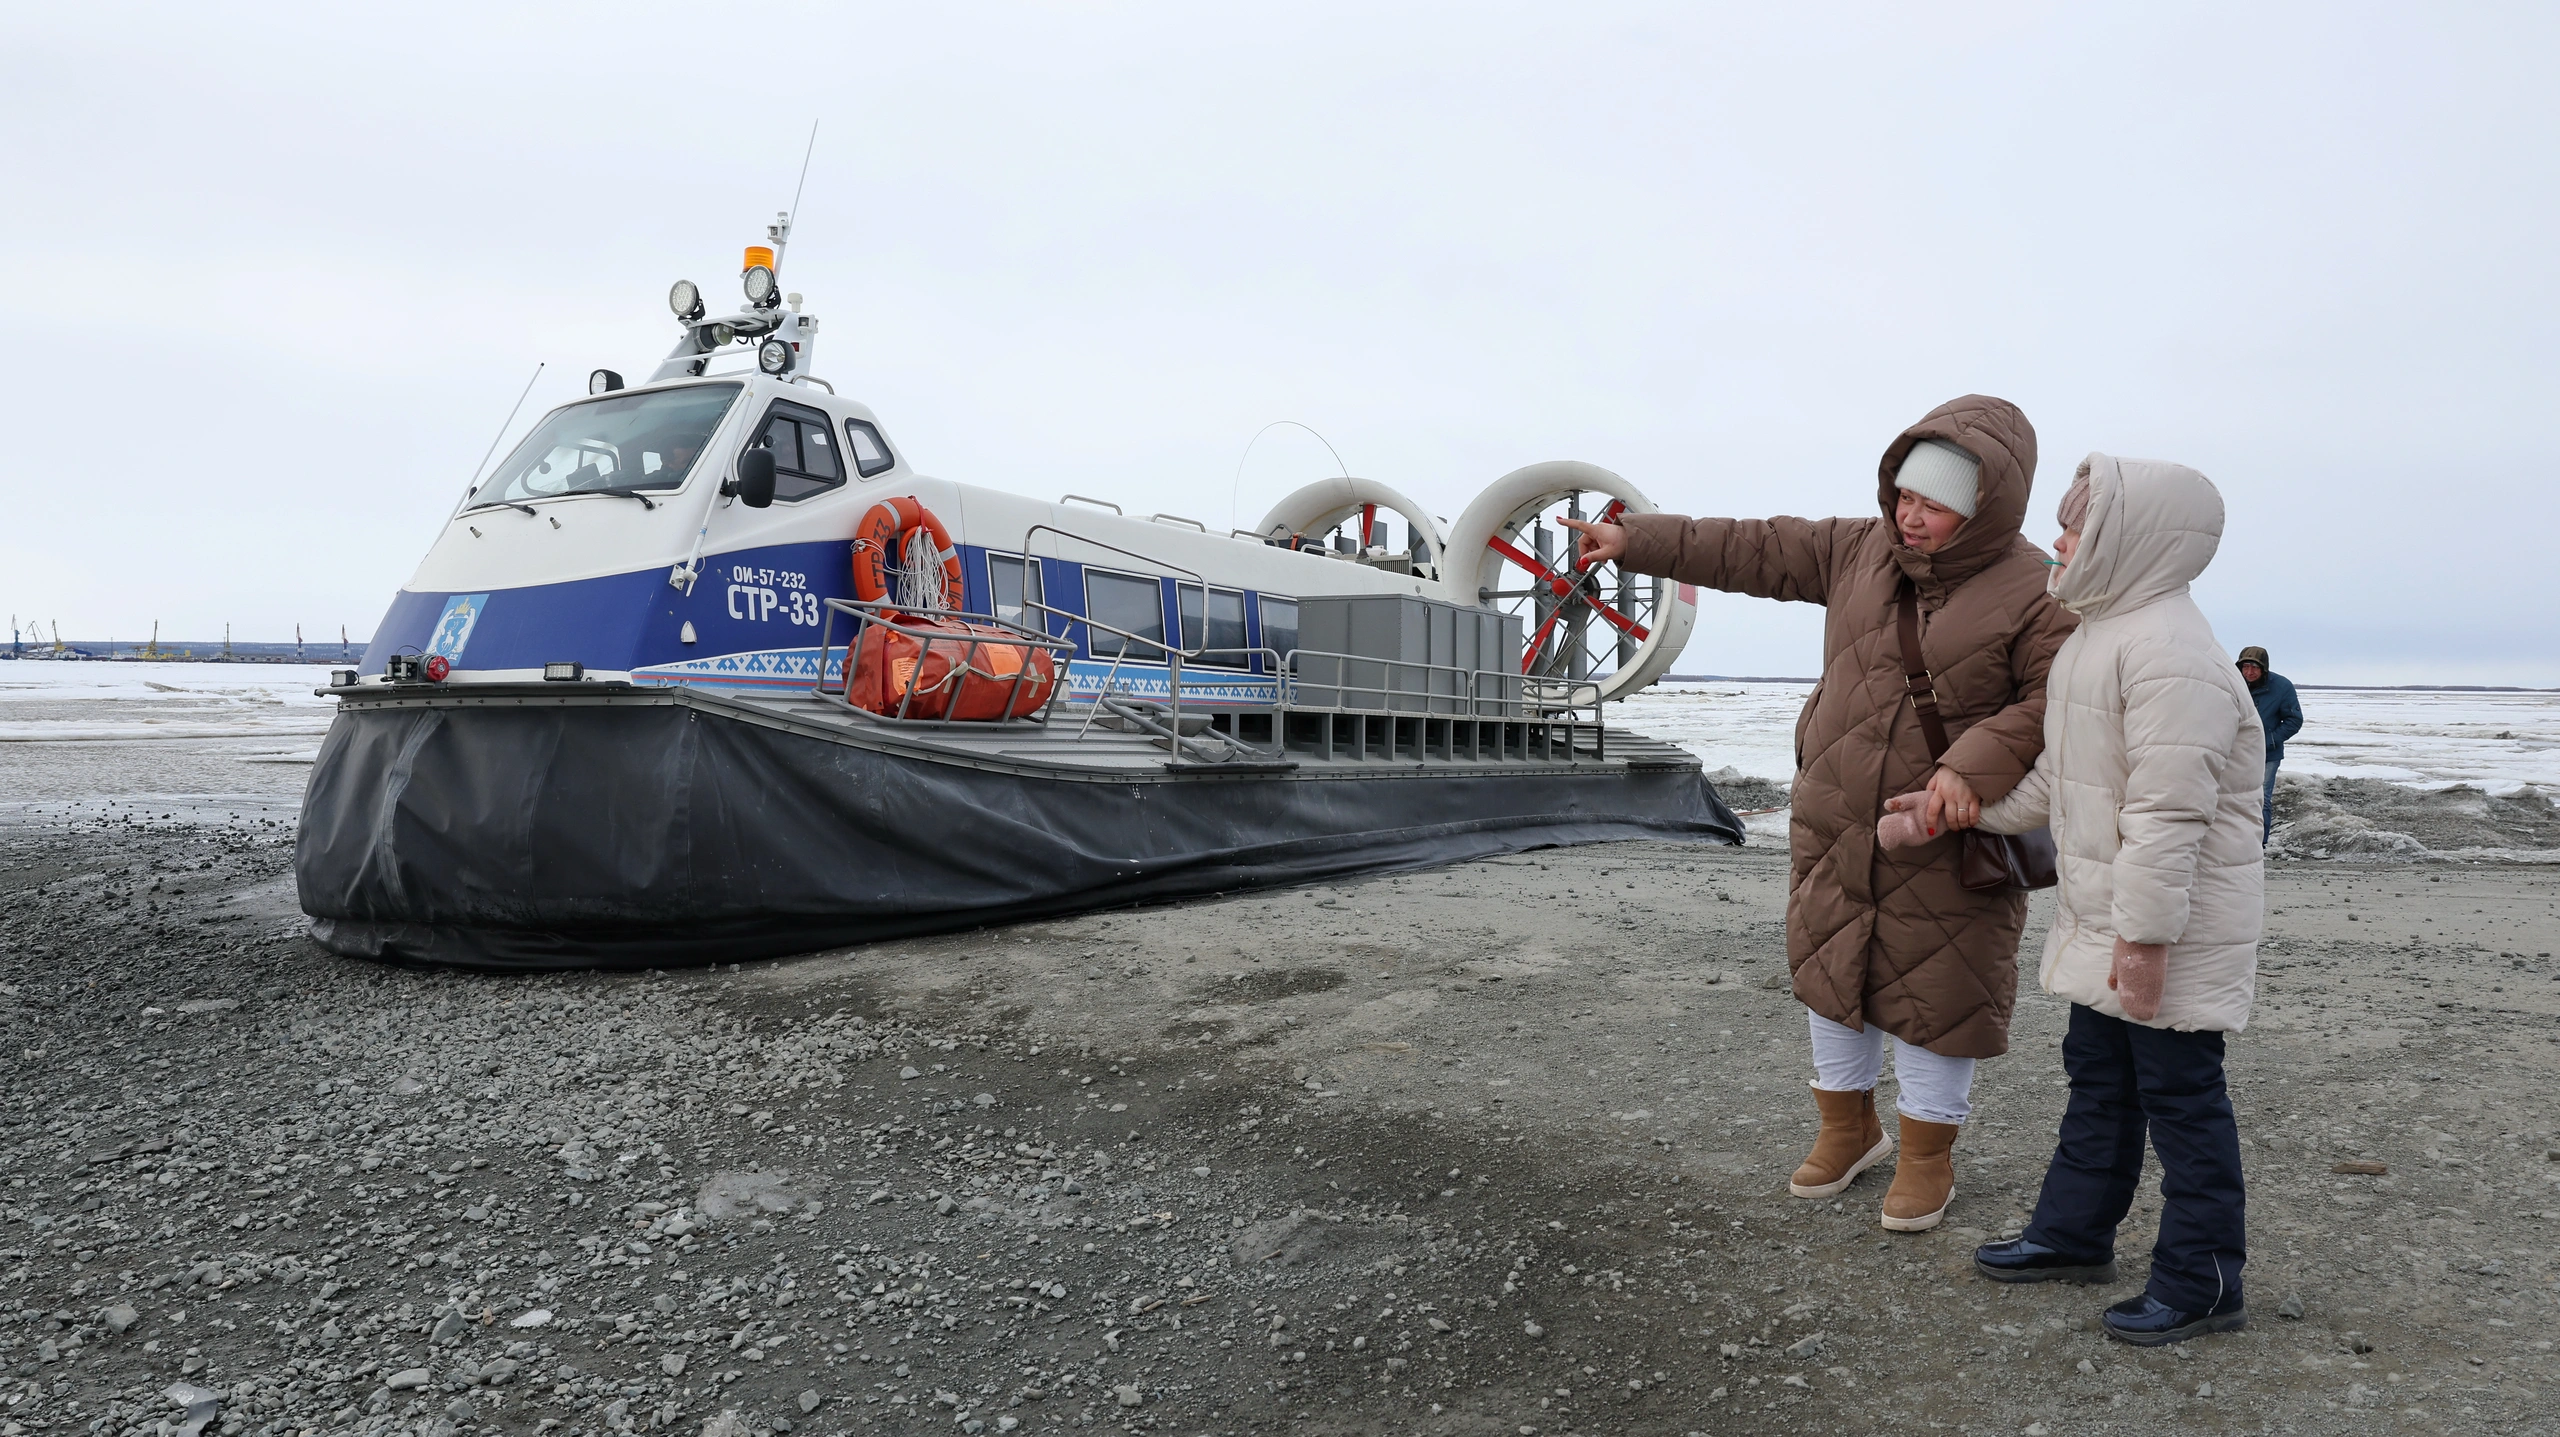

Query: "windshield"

xmin=469 ymin=384 xmax=742 ymax=507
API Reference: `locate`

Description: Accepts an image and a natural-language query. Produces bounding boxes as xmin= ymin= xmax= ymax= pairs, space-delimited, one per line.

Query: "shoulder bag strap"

xmin=1895 ymin=578 xmax=1953 ymax=760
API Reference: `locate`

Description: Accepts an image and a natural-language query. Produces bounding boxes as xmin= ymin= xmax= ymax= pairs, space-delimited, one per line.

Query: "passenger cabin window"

xmin=471 ymin=383 xmax=741 ymax=507
xmin=1179 ymin=586 xmax=1248 ymax=666
xmin=1259 ymin=596 xmax=1299 ymax=669
xmin=843 ymin=419 xmax=896 ymax=478
xmin=1084 ymin=571 xmax=1167 ymax=659
xmin=987 ymin=553 xmax=1046 ymax=629
xmin=750 ymin=400 xmax=845 ymax=503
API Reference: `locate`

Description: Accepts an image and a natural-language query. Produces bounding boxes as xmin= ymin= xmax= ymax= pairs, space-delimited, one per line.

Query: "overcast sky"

xmin=4 ymin=3 xmax=2552 ymax=683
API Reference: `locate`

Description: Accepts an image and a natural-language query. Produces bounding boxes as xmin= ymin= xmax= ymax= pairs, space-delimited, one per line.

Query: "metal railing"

xmin=807 ymin=601 xmax=1614 ymax=764
xmin=1073 ymin=645 xmax=1281 ymax=718
xmin=1518 ymin=674 xmax=1606 ymax=716
xmin=812 ymin=596 xmax=1076 ymax=728
xmin=1284 ymin=649 xmax=1475 ymax=717
xmin=811 ymin=516 xmax=1619 ymax=764
xmin=1013 ymin=523 xmax=1224 ymax=761
xmin=1279 ymin=651 xmax=1599 ymax=720
xmin=1269 ymin=652 xmax=1607 ymax=761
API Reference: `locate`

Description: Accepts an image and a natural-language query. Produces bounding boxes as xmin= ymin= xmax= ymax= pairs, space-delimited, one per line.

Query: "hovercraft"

xmin=295 ymin=212 xmax=1742 ymax=969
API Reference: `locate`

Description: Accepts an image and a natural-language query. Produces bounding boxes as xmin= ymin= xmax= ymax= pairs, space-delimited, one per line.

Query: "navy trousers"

xmin=2024 ymin=1003 xmax=2247 ymax=1314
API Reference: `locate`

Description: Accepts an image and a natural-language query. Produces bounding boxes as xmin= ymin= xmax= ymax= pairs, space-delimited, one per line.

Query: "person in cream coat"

xmin=1898 ymin=451 xmax=2265 ymax=1347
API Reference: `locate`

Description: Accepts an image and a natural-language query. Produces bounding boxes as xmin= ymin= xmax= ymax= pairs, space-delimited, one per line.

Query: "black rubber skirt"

xmin=296 ymin=697 xmax=1742 ymax=970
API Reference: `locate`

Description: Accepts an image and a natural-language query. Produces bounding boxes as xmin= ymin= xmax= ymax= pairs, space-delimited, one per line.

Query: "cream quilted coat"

xmin=1979 ymin=454 xmax=2265 ymax=1032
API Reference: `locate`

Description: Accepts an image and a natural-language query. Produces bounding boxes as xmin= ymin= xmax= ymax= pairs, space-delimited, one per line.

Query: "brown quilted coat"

xmin=1619 ymin=395 xmax=2075 ymax=1058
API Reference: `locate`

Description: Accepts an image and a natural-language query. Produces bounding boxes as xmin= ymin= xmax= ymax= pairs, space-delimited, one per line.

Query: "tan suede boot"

xmin=1789 ymin=1085 xmax=1893 ymax=1198
xmin=1880 ymin=1115 xmax=1960 ymax=1232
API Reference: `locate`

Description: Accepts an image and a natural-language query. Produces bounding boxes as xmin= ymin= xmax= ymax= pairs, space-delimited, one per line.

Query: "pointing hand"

xmin=1556 ymin=517 xmax=1627 ymax=569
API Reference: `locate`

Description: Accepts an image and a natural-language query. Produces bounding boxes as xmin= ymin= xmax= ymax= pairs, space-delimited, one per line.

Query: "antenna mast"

xmin=466 ymin=363 xmax=548 ymax=492
xmin=769 ymin=120 xmax=819 ymax=267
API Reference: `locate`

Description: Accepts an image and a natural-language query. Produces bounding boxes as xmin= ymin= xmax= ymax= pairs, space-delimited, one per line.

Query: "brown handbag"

xmin=1894 ymin=581 xmax=2059 ymax=892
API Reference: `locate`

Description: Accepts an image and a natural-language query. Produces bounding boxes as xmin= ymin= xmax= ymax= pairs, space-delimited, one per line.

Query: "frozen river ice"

xmin=1634 ymin=679 xmax=2560 ymax=792
xmin=0 ymin=660 xmax=339 ymax=823
xmin=1 ymin=661 xmax=2551 ymax=828
xmin=1629 ymin=679 xmax=2560 ymax=859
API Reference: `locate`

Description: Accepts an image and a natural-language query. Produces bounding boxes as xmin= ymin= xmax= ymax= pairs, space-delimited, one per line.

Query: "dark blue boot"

xmin=1973 ymin=1237 xmax=2118 ymax=1285
xmin=2101 ymin=1293 xmax=2247 ymax=1346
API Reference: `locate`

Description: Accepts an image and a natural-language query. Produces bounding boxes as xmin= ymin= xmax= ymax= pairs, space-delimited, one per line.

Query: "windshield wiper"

xmin=592 ymin=487 xmax=660 ymax=511
xmin=462 ymin=498 xmax=538 ymax=516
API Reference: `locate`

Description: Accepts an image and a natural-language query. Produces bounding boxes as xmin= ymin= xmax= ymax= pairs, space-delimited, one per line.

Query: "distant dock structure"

xmin=0 ymin=618 xmax=371 ymax=663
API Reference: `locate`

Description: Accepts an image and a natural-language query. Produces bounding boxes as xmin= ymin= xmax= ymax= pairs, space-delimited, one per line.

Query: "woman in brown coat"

xmin=1565 ymin=394 xmax=2074 ymax=1231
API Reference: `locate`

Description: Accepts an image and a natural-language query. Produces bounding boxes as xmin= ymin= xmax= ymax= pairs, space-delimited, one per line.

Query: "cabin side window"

xmin=843 ymin=419 xmax=896 ymax=479
xmin=986 ymin=553 xmax=1046 ymax=630
xmin=1259 ymin=596 xmax=1299 ymax=670
xmin=748 ymin=400 xmax=845 ymax=503
xmin=1179 ymin=585 xmax=1248 ymax=667
xmin=1084 ymin=571 xmax=1167 ymax=660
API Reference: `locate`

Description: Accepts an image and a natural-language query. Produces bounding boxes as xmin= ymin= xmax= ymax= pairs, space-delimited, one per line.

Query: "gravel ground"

xmin=3 ymin=802 xmax=2558 ymax=1437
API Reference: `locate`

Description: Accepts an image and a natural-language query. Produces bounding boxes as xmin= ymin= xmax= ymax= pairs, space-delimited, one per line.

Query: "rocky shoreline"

xmin=2 ymin=800 xmax=2556 ymax=1436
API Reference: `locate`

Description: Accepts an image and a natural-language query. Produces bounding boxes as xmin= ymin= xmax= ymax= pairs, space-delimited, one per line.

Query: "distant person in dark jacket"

xmin=2236 ymin=646 xmax=2302 ymax=843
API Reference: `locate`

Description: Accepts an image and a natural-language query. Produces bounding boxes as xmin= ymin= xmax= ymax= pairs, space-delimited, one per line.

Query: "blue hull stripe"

xmin=369 ymin=540 xmax=1283 ymax=707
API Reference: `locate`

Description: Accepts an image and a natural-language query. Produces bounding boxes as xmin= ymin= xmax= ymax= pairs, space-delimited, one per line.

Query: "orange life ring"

xmin=852 ymin=496 xmax=965 ymax=611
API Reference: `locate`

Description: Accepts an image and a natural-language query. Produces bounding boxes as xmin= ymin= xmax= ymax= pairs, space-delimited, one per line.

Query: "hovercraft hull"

xmin=295 ymin=684 xmax=1742 ymax=970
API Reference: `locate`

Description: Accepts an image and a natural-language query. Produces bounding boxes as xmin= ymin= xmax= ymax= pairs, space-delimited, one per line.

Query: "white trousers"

xmin=1807 ymin=1008 xmax=1976 ymax=1126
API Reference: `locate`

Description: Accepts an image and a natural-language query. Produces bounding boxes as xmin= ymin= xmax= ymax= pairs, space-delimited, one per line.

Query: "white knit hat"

xmin=1894 ymin=439 xmax=1981 ymax=519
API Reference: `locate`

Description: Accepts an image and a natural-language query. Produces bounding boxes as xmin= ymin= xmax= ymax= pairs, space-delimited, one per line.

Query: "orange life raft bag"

xmin=842 ymin=496 xmax=1056 ymax=721
xmin=844 ymin=615 xmax=1057 ymax=721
